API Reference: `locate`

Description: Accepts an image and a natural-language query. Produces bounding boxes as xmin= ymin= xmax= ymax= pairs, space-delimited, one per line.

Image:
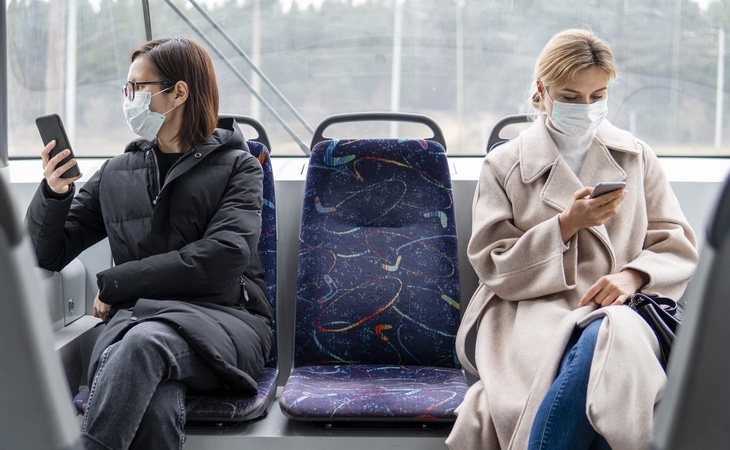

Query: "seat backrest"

xmin=485 ymin=113 xmax=532 ymax=153
xmin=294 ymin=138 xmax=460 ymax=368
xmin=247 ymin=140 xmax=278 ymax=367
xmin=0 ymin=176 xmax=80 ymax=450
xmin=653 ymin=176 xmax=730 ymax=449
xmin=222 ymin=114 xmax=278 ymax=367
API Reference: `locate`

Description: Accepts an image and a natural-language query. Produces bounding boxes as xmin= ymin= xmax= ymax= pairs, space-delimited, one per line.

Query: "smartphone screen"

xmin=35 ymin=114 xmax=80 ymax=179
xmin=589 ymin=181 xmax=626 ymax=199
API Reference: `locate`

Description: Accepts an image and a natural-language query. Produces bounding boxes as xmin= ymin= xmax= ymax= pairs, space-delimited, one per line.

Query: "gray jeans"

xmin=81 ymin=321 xmax=220 ymax=450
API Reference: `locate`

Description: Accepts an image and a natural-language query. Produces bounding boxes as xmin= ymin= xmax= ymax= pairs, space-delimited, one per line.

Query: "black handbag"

xmin=625 ymin=293 xmax=682 ymax=368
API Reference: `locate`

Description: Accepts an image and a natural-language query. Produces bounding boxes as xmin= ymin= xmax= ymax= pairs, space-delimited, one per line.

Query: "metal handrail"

xmin=311 ymin=112 xmax=447 ymax=150
xmin=221 ymin=114 xmax=272 ymax=153
xmin=188 ymin=0 xmax=313 ymax=135
xmin=162 ymin=0 xmax=311 ymax=155
xmin=485 ymin=114 xmax=532 ymax=154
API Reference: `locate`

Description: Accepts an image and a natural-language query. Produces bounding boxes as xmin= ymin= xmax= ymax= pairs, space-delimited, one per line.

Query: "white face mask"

xmin=122 ymin=89 xmax=176 ymax=141
xmin=546 ymin=89 xmax=608 ymax=137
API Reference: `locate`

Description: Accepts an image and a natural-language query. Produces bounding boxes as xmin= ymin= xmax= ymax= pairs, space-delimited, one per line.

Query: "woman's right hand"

xmin=41 ymin=140 xmax=81 ymax=195
xmin=92 ymin=291 xmax=111 ymax=322
xmin=558 ymin=186 xmax=627 ymax=241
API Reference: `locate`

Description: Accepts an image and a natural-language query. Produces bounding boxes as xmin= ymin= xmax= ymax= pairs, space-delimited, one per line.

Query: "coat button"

xmin=194 ymin=152 xmax=202 ymax=158
xmin=130 ymin=316 xmax=138 ymax=321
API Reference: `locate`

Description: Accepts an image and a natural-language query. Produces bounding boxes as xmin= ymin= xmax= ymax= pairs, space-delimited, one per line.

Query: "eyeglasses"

xmin=122 ymin=80 xmax=171 ymax=101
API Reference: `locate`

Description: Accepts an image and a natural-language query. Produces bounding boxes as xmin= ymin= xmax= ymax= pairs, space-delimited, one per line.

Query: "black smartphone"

xmin=589 ymin=181 xmax=626 ymax=199
xmin=35 ymin=114 xmax=81 ymax=178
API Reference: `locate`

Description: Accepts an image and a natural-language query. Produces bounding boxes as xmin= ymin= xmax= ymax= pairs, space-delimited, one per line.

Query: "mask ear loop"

xmin=162 ymin=104 xmax=179 ymax=116
xmin=542 ymin=84 xmax=555 ymax=106
xmin=152 ymin=84 xmax=179 ymax=116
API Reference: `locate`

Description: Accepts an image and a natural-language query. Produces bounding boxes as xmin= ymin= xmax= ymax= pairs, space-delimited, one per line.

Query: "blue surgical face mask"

xmin=545 ymin=89 xmax=608 ymax=137
xmin=122 ymin=89 xmax=176 ymax=141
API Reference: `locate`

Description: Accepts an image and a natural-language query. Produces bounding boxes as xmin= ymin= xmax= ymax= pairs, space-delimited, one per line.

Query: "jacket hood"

xmin=124 ymin=116 xmax=248 ymax=155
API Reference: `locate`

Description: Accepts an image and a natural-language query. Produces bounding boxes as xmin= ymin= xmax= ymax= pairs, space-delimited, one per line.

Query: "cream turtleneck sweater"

xmin=545 ymin=120 xmax=596 ymax=176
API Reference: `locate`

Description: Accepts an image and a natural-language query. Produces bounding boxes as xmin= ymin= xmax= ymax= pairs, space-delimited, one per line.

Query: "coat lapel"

xmin=518 ymin=118 xmax=641 ymax=272
xmin=519 ymin=118 xmax=581 ymax=213
xmin=577 ymin=129 xmax=628 ymax=189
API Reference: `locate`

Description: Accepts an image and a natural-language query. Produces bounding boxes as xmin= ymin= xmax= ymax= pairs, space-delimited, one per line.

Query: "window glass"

xmin=7 ymin=0 xmax=730 ymax=157
xmin=7 ymin=0 xmax=144 ymax=157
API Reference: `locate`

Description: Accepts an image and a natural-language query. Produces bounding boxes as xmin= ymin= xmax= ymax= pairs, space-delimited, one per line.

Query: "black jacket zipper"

xmin=239 ymin=274 xmax=250 ymax=304
xmin=148 ymin=149 xmax=162 ymax=206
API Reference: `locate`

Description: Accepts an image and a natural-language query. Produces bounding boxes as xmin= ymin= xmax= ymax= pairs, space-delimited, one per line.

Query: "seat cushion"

xmin=74 ymin=368 xmax=278 ymax=422
xmin=186 ymin=367 xmax=279 ymax=422
xmin=279 ymin=364 xmax=467 ymax=421
xmin=73 ymin=387 xmax=90 ymax=415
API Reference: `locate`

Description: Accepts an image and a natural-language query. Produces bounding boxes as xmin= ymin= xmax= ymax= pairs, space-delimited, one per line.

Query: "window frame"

xmin=1 ymin=5 xmax=8 ymax=167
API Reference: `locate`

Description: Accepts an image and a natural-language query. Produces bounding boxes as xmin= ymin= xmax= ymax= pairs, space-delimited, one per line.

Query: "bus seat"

xmin=185 ymin=128 xmax=279 ymax=423
xmin=75 ymin=117 xmax=279 ymax=424
xmin=652 ymin=175 xmax=730 ymax=449
xmin=485 ymin=113 xmax=532 ymax=153
xmin=279 ymin=113 xmax=467 ymax=422
xmin=0 ymin=174 xmax=81 ymax=449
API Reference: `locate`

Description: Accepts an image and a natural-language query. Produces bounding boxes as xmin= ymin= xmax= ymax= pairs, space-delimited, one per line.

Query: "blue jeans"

xmin=81 ymin=321 xmax=220 ymax=450
xmin=528 ymin=319 xmax=612 ymax=450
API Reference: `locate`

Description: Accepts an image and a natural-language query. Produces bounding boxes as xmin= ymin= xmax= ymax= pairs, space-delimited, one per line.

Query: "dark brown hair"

xmin=131 ymin=37 xmax=219 ymax=149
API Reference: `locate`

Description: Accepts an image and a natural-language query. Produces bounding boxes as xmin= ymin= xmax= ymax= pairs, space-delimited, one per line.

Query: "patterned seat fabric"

xmin=247 ymin=141 xmax=278 ymax=368
xmin=74 ymin=141 xmax=278 ymax=423
xmin=280 ymin=138 xmax=466 ymax=421
xmin=280 ymin=365 xmax=467 ymax=421
xmin=186 ymin=367 xmax=278 ymax=421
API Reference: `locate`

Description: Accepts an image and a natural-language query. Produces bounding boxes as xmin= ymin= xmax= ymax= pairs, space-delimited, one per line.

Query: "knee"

xmin=116 ymin=322 xmax=179 ymax=361
xmin=581 ymin=319 xmax=603 ymax=343
xmin=569 ymin=319 xmax=603 ymax=363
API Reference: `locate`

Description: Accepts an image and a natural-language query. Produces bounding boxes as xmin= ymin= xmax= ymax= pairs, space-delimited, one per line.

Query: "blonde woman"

xmin=447 ymin=29 xmax=698 ymax=450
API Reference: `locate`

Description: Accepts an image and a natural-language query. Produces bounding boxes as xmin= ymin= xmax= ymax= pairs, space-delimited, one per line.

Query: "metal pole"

xmin=669 ymin=0 xmax=683 ymax=142
xmin=390 ymin=0 xmax=405 ymax=137
xmin=142 ymin=0 xmax=153 ymax=41
xmin=163 ymin=0 xmax=310 ymax=154
xmin=715 ymin=28 xmax=725 ymax=149
xmin=187 ymin=0 xmax=313 ymax=133
xmin=456 ymin=0 xmax=465 ymax=152
xmin=45 ymin=1 xmax=65 ymax=116
xmin=250 ymin=0 xmax=261 ymax=118
xmin=0 ymin=2 xmax=8 ymax=166
xmin=64 ymin=0 xmax=77 ymax=144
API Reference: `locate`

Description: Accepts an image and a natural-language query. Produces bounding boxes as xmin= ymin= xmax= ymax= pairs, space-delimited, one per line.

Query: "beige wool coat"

xmin=446 ymin=117 xmax=698 ymax=450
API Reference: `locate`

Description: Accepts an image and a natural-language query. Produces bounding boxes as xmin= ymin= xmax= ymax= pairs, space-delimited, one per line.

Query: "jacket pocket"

xmin=238 ymin=273 xmax=272 ymax=320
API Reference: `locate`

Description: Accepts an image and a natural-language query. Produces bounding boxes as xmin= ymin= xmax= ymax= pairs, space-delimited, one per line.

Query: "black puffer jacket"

xmin=27 ymin=118 xmax=272 ymax=391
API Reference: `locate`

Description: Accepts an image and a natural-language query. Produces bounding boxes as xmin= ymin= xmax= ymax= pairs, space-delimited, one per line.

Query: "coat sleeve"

xmin=96 ymin=154 xmax=263 ymax=305
xmin=620 ymin=143 xmax=698 ymax=299
xmin=468 ymin=157 xmax=578 ymax=301
xmin=25 ymin=164 xmax=108 ymax=272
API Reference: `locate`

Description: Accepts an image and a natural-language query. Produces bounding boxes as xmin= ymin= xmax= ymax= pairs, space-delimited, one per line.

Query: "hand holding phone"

xmin=36 ymin=114 xmax=81 ymax=179
xmin=560 ymin=182 xmax=628 ymax=241
xmin=36 ymin=114 xmax=81 ymax=195
xmin=589 ymin=181 xmax=626 ymax=199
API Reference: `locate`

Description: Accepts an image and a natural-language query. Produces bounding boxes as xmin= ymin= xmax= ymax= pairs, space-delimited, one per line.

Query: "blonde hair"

xmin=529 ymin=29 xmax=617 ymax=112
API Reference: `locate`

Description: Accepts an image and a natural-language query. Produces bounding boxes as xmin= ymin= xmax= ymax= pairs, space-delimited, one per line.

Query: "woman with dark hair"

xmin=27 ymin=37 xmax=272 ymax=449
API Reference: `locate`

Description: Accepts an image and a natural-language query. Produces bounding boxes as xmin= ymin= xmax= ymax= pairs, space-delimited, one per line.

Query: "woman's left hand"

xmin=578 ymin=269 xmax=648 ymax=308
